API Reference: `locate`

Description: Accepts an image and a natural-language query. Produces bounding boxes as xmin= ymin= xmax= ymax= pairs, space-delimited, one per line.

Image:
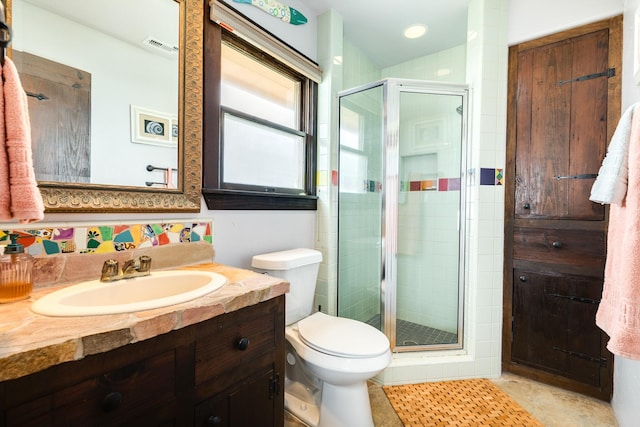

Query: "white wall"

xmin=508 ymin=0 xmax=623 ymax=45
xmin=221 ymin=0 xmax=318 ymax=61
xmin=508 ymin=1 xmax=640 ymax=425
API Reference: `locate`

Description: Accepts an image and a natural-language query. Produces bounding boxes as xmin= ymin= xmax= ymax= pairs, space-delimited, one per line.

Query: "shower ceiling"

xmin=297 ymin=0 xmax=470 ymax=68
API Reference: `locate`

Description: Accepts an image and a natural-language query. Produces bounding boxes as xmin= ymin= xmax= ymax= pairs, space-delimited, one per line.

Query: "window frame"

xmin=202 ymin=7 xmax=318 ymax=210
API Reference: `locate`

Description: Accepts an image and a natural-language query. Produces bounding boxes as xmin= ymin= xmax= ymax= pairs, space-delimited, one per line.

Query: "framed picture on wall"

xmin=130 ymin=105 xmax=177 ymax=147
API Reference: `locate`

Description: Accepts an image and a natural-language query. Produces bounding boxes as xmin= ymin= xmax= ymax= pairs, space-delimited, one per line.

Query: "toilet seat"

xmin=297 ymin=312 xmax=389 ymax=358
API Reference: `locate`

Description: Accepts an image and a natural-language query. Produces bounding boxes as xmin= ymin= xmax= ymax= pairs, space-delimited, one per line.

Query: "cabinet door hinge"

xmin=269 ymin=373 xmax=280 ymax=400
xmin=557 ymin=68 xmax=615 ymax=85
xmin=552 ymin=347 xmax=608 ymax=367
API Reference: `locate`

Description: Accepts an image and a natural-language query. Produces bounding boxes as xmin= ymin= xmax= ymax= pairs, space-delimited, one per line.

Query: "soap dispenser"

xmin=0 ymin=234 xmax=34 ymax=303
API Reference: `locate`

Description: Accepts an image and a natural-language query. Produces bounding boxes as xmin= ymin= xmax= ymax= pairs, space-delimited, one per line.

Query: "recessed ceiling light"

xmin=404 ymin=24 xmax=427 ymax=39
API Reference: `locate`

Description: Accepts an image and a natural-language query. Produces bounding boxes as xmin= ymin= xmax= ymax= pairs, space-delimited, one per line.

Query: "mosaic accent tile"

xmin=362 ymin=180 xmax=382 ymax=192
xmin=0 ymin=221 xmax=213 ymax=257
xmin=448 ymin=178 xmax=461 ymax=191
xmin=420 ymin=180 xmax=436 ymax=191
xmin=316 ymin=170 xmax=327 ymax=186
xmin=480 ymin=168 xmax=498 ymax=185
xmin=495 ymin=168 xmax=504 ymax=185
xmin=401 ymin=178 xmax=462 ymax=192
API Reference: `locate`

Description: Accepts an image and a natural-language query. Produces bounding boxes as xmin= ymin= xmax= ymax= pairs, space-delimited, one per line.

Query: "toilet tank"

xmin=252 ymin=248 xmax=322 ymax=325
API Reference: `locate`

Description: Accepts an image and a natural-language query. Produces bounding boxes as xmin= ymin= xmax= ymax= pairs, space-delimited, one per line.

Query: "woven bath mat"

xmin=383 ymin=378 xmax=543 ymax=426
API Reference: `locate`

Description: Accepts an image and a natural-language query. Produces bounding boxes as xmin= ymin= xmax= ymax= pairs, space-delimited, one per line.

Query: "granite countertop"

xmin=0 ymin=263 xmax=288 ymax=382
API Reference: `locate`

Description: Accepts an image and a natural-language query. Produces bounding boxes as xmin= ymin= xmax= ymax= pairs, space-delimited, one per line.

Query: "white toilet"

xmin=252 ymin=248 xmax=391 ymax=427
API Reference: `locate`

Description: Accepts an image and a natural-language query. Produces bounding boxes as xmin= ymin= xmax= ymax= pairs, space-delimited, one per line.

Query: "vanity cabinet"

xmin=0 ymin=296 xmax=285 ymax=427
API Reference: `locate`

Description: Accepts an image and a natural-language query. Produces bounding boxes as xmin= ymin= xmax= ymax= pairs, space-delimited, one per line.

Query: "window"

xmin=202 ymin=2 xmax=320 ymax=210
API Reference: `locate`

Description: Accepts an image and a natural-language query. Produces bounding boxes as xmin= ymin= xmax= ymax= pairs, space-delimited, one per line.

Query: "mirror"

xmin=7 ymin=0 xmax=202 ymax=212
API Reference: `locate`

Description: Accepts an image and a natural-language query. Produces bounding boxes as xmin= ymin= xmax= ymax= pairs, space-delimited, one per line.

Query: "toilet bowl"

xmin=252 ymin=248 xmax=391 ymax=427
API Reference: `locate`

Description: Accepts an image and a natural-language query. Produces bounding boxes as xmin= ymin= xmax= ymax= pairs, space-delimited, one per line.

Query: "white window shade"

xmin=210 ymin=0 xmax=322 ymax=83
xmin=222 ymin=110 xmax=306 ymax=192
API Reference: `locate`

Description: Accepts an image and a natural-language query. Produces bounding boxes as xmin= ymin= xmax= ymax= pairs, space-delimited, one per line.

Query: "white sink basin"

xmin=31 ymin=270 xmax=227 ymax=317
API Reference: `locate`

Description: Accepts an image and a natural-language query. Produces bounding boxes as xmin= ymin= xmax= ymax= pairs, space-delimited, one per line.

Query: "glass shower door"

xmin=338 ymin=79 xmax=467 ymax=352
xmin=337 ymin=83 xmax=384 ymax=328
xmin=394 ymin=88 xmax=466 ymax=350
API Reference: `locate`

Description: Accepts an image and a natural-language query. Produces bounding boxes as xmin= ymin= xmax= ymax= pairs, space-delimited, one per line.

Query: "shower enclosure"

xmin=337 ymin=79 xmax=468 ymax=351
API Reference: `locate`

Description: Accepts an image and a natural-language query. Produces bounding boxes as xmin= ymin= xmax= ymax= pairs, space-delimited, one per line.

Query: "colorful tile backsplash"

xmin=0 ymin=221 xmax=213 ymax=256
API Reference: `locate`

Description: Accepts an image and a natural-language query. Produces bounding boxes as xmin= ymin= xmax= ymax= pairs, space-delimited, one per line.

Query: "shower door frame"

xmin=338 ymin=78 xmax=470 ymax=353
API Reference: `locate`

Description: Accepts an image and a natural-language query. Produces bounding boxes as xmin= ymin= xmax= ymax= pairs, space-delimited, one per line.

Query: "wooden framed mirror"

xmin=7 ymin=0 xmax=202 ymax=213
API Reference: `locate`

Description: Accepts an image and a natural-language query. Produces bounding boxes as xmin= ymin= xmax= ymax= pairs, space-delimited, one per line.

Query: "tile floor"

xmin=365 ymin=315 xmax=458 ymax=346
xmin=284 ymin=372 xmax=618 ymax=427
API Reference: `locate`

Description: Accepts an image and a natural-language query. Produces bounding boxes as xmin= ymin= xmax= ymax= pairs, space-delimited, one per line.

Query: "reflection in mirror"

xmin=13 ymin=0 xmax=178 ymax=187
xmin=7 ymin=0 xmax=203 ymax=212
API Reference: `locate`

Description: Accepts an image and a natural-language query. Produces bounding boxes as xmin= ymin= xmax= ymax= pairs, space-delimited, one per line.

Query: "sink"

xmin=31 ymin=270 xmax=227 ymax=317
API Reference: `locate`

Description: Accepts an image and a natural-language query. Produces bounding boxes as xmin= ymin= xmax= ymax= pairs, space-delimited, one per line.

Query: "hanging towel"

xmin=589 ymin=103 xmax=639 ymax=205
xmin=596 ymin=103 xmax=640 ymax=360
xmin=0 ymin=57 xmax=44 ymax=223
xmin=0 ymin=60 xmax=7 ymax=219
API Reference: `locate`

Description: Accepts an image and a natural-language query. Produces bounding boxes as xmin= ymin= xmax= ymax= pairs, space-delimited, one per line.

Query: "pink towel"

xmin=596 ymin=106 xmax=640 ymax=359
xmin=0 ymin=60 xmax=7 ymax=219
xmin=0 ymin=57 xmax=44 ymax=223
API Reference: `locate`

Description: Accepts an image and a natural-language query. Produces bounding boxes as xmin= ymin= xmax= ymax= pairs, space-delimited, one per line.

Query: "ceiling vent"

xmin=142 ymin=36 xmax=179 ymax=57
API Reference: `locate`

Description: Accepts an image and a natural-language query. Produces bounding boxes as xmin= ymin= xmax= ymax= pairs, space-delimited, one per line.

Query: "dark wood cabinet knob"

xmin=207 ymin=415 xmax=222 ymax=426
xmin=519 ymin=276 xmax=527 ymax=282
xmin=523 ymin=203 xmax=530 ymax=209
xmin=552 ymin=241 xmax=562 ymax=248
xmin=237 ymin=337 xmax=250 ymax=351
xmin=101 ymin=391 xmax=122 ymax=413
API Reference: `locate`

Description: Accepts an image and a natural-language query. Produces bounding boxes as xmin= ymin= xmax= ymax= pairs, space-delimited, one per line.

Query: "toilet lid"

xmin=297 ymin=312 xmax=390 ymax=358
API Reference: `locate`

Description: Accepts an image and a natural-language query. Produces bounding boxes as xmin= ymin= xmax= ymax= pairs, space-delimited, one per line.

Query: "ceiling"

xmin=18 ymin=0 xmax=178 ymax=57
xmin=298 ymin=0 xmax=469 ymax=68
xmin=17 ymin=0 xmax=469 ymax=70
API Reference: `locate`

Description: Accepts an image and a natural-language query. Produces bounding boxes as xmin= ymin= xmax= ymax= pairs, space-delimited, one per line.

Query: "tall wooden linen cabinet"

xmin=503 ymin=16 xmax=622 ymax=401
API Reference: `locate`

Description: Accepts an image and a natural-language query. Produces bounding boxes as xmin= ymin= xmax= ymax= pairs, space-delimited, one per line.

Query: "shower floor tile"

xmin=366 ymin=314 xmax=458 ymax=346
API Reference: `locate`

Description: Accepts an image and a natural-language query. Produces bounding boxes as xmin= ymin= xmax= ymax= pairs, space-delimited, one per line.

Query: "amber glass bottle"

xmin=0 ymin=234 xmax=33 ymax=303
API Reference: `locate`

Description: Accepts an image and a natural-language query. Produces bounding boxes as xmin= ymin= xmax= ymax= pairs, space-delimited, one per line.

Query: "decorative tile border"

xmin=321 ymin=168 xmax=504 ymax=190
xmin=480 ymin=168 xmax=504 ymax=186
xmin=401 ymin=177 xmax=461 ymax=192
xmin=0 ymin=220 xmax=213 ymax=257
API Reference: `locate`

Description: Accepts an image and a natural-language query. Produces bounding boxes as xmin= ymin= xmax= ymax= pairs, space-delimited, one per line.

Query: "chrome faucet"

xmin=100 ymin=256 xmax=152 ymax=282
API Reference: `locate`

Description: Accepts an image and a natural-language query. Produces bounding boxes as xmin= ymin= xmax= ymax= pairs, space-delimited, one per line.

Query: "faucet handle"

xmin=101 ymin=259 xmax=119 ymax=281
xmin=138 ymin=255 xmax=152 ymax=273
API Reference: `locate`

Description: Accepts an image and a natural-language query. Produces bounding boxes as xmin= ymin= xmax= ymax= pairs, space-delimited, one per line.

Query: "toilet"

xmin=252 ymin=248 xmax=391 ymax=427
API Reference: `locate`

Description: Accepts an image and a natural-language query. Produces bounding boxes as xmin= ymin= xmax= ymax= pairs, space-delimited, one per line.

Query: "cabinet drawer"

xmin=513 ymin=227 xmax=605 ymax=268
xmin=6 ymin=350 xmax=176 ymax=426
xmin=195 ymin=303 xmax=277 ymax=386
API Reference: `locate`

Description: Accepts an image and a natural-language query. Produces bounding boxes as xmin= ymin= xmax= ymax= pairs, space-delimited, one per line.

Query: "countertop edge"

xmin=0 ymin=263 xmax=289 ymax=382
